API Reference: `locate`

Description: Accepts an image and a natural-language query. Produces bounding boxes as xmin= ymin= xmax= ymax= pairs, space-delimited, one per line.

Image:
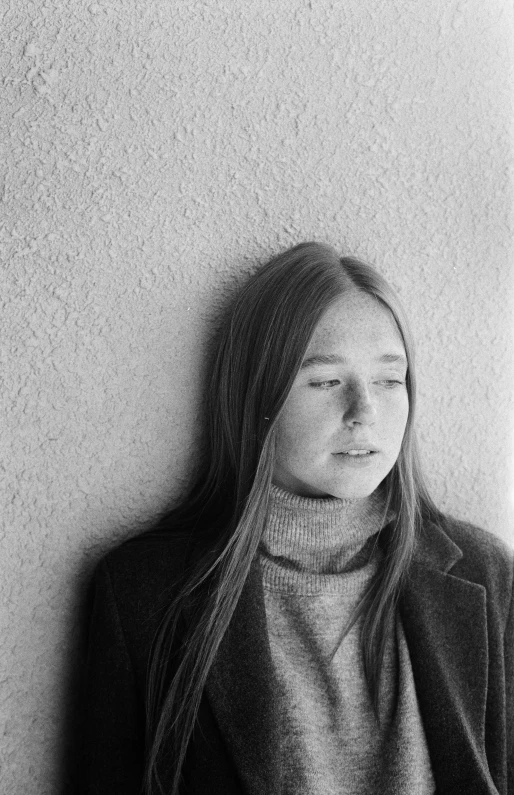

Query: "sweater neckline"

xmin=259 ymin=485 xmax=387 ymax=591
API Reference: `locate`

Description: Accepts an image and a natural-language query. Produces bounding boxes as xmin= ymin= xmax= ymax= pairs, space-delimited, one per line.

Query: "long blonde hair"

xmin=144 ymin=242 xmax=440 ymax=794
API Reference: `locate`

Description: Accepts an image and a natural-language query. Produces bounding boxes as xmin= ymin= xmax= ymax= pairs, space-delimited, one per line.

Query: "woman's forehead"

xmin=306 ymin=291 xmax=405 ymax=354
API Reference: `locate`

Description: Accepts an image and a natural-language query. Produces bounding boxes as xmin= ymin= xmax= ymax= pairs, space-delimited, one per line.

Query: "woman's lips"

xmin=333 ymin=450 xmax=379 ymax=467
xmin=335 ymin=444 xmax=379 ymax=454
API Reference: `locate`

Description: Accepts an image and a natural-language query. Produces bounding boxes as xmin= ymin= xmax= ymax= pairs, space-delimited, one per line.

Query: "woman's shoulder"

xmin=89 ymin=526 xmax=196 ymax=637
xmin=103 ymin=525 xmax=190 ymax=573
xmin=98 ymin=529 xmax=191 ymax=589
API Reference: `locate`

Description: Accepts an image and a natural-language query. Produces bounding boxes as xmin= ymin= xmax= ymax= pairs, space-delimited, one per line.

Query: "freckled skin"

xmin=273 ymin=291 xmax=409 ymax=499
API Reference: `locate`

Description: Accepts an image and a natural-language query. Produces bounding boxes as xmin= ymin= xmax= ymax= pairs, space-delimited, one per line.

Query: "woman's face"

xmin=273 ymin=290 xmax=410 ymax=499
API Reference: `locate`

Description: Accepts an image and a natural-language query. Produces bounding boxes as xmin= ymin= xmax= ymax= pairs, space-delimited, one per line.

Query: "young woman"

xmin=81 ymin=242 xmax=514 ymax=794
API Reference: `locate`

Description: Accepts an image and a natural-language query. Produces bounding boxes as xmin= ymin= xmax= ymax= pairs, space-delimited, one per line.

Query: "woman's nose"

xmin=342 ymin=382 xmax=377 ymax=427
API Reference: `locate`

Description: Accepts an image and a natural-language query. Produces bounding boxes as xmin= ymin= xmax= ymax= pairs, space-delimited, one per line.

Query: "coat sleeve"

xmin=79 ymin=559 xmax=146 ymax=795
xmin=505 ymin=558 xmax=514 ymax=794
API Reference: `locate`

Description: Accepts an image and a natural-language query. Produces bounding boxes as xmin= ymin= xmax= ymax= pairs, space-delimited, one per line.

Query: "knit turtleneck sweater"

xmin=259 ymin=485 xmax=435 ymax=795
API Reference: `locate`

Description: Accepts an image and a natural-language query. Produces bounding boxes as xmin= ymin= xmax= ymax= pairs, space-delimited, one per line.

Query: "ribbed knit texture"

xmin=260 ymin=486 xmax=385 ymax=593
xmin=259 ymin=485 xmax=435 ymax=795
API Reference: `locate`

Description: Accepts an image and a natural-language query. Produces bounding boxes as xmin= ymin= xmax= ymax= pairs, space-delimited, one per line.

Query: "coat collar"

xmin=204 ymin=518 xmax=496 ymax=794
xmin=411 ymin=514 xmax=463 ymax=571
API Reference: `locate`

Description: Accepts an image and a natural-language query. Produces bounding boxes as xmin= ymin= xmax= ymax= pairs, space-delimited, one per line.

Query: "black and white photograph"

xmin=2 ymin=1 xmax=513 ymax=793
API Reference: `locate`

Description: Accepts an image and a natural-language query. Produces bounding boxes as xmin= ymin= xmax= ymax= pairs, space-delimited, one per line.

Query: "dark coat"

xmin=80 ymin=515 xmax=514 ymax=794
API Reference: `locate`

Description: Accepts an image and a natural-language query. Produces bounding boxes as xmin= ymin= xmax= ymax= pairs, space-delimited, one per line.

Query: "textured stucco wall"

xmin=2 ymin=0 xmax=513 ymax=791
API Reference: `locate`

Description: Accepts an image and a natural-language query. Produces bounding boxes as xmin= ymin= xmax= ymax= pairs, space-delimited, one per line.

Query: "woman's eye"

xmin=309 ymin=379 xmax=340 ymax=389
xmin=375 ymin=379 xmax=405 ymax=388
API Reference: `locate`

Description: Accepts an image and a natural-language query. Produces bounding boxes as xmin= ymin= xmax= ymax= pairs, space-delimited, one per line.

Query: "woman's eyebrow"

xmin=300 ymin=354 xmax=346 ymax=369
xmin=300 ymin=353 xmax=407 ymax=369
xmin=378 ymin=353 xmax=408 ymax=366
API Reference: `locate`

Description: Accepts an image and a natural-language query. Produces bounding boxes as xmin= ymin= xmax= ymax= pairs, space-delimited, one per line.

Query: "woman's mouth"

xmin=334 ymin=450 xmax=378 ymax=467
xmin=341 ymin=450 xmax=374 ymax=456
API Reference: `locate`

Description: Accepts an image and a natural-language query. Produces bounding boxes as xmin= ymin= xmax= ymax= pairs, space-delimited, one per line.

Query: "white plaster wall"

xmin=2 ymin=0 xmax=513 ymax=791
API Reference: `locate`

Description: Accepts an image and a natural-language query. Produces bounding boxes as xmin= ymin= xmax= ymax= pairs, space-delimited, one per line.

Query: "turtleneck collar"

xmin=260 ymin=484 xmax=387 ymax=580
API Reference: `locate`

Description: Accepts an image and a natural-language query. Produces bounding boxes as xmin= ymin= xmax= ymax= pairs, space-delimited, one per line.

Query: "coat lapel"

xmin=204 ymin=557 xmax=281 ymax=795
xmin=401 ymin=520 xmax=497 ymax=792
